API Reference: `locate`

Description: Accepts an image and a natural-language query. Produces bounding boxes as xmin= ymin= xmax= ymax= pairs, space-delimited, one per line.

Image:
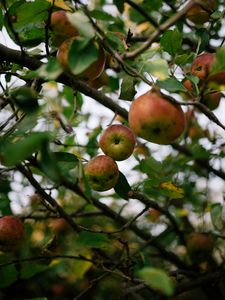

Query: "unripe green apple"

xmin=84 ymin=155 xmax=119 ymax=191
xmin=99 ymin=124 xmax=136 ymax=161
xmin=0 ymin=216 xmax=25 ymax=252
xmin=128 ymin=91 xmax=185 ymax=145
xmin=186 ymin=232 xmax=214 ymax=263
xmin=57 ymin=37 xmax=106 ymax=80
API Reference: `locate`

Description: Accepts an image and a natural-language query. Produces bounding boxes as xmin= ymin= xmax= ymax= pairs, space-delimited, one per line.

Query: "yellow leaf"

xmin=46 ymin=0 xmax=72 ymax=11
xmin=159 ymin=181 xmax=184 ymax=199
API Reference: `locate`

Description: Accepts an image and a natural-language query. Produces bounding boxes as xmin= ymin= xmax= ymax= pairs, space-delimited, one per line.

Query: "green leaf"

xmin=21 ymin=263 xmax=48 ymax=280
xmin=0 ymin=265 xmax=18 ymax=288
xmin=143 ymin=58 xmax=169 ymax=80
xmin=68 ymin=38 xmax=99 ymax=76
xmin=157 ymin=78 xmax=186 ymax=92
xmin=75 ymin=231 xmax=110 ymax=249
xmin=7 ymin=0 xmax=50 ymax=47
xmin=211 ymin=46 xmax=225 ymax=74
xmin=1 ymin=132 xmax=50 ymax=166
xmin=67 ymin=11 xmax=95 ymax=38
xmin=0 ymin=9 xmax=3 ymax=30
xmin=119 ymin=75 xmax=137 ymax=101
xmin=138 ymin=267 xmax=174 ymax=296
xmin=35 ymin=58 xmax=63 ymax=80
xmin=140 ymin=157 xmax=163 ymax=177
xmin=175 ymin=53 xmax=195 ymax=66
xmin=113 ymin=0 xmax=124 ymax=13
xmin=114 ymin=171 xmax=131 ymax=200
xmin=90 ymin=10 xmax=114 ymax=21
xmin=210 ymin=203 xmax=223 ymax=230
xmin=160 ymin=28 xmax=182 ymax=56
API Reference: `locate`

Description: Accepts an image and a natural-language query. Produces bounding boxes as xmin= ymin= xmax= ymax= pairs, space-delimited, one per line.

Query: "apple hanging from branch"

xmin=84 ymin=155 xmax=119 ymax=191
xmin=128 ymin=91 xmax=186 ymax=145
xmin=99 ymin=124 xmax=136 ymax=161
xmin=0 ymin=216 xmax=25 ymax=252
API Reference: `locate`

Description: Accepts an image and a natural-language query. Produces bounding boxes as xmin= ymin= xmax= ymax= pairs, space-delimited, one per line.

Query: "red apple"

xmin=147 ymin=208 xmax=161 ymax=222
xmin=50 ymin=218 xmax=69 ymax=233
xmin=0 ymin=216 xmax=25 ymax=252
xmin=191 ymin=53 xmax=215 ymax=80
xmin=191 ymin=52 xmax=225 ymax=86
xmin=99 ymin=124 xmax=136 ymax=161
xmin=186 ymin=0 xmax=216 ymax=25
xmin=57 ymin=37 xmax=106 ymax=80
xmin=50 ymin=10 xmax=79 ymax=46
xmin=128 ymin=91 xmax=186 ymax=145
xmin=84 ymin=155 xmax=119 ymax=191
xmin=201 ymin=91 xmax=222 ymax=110
xmin=186 ymin=232 xmax=214 ymax=262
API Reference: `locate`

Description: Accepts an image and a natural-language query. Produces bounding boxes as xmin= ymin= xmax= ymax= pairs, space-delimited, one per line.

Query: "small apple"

xmin=191 ymin=53 xmax=215 ymax=80
xmin=0 ymin=216 xmax=25 ymax=252
xmin=50 ymin=10 xmax=79 ymax=46
xmin=186 ymin=0 xmax=216 ymax=25
xmin=57 ymin=37 xmax=106 ymax=80
xmin=50 ymin=218 xmax=69 ymax=233
xmin=10 ymin=86 xmax=39 ymax=113
xmin=128 ymin=91 xmax=186 ymax=145
xmin=186 ymin=232 xmax=214 ymax=263
xmin=99 ymin=124 xmax=136 ymax=161
xmin=191 ymin=52 xmax=225 ymax=86
xmin=201 ymin=91 xmax=222 ymax=110
xmin=84 ymin=155 xmax=119 ymax=191
xmin=146 ymin=208 xmax=161 ymax=222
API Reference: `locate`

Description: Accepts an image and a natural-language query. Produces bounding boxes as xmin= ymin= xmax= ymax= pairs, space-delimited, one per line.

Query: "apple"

xmin=84 ymin=155 xmax=119 ymax=191
xmin=50 ymin=10 xmax=79 ymax=46
xmin=87 ymin=71 xmax=109 ymax=90
xmin=201 ymin=91 xmax=222 ymax=110
xmin=186 ymin=0 xmax=216 ymax=25
xmin=186 ymin=232 xmax=214 ymax=262
xmin=0 ymin=216 xmax=25 ymax=252
xmin=57 ymin=37 xmax=106 ymax=80
xmin=50 ymin=218 xmax=69 ymax=233
xmin=99 ymin=124 xmax=136 ymax=161
xmin=191 ymin=53 xmax=215 ymax=80
xmin=128 ymin=91 xmax=186 ymax=145
xmin=146 ymin=208 xmax=161 ymax=222
xmin=10 ymin=86 xmax=39 ymax=113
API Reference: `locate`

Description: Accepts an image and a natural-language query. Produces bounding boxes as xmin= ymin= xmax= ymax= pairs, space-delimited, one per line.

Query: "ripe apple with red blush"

xmin=57 ymin=37 xmax=106 ymax=80
xmin=84 ymin=155 xmax=119 ymax=191
xmin=0 ymin=215 xmax=25 ymax=252
xmin=128 ymin=91 xmax=186 ymax=145
xmin=99 ymin=124 xmax=136 ymax=161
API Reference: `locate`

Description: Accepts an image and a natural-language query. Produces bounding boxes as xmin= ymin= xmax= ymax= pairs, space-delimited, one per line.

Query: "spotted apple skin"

xmin=84 ymin=155 xmax=119 ymax=191
xmin=0 ymin=216 xmax=25 ymax=252
xmin=99 ymin=125 xmax=136 ymax=161
xmin=128 ymin=91 xmax=185 ymax=145
xmin=191 ymin=53 xmax=215 ymax=80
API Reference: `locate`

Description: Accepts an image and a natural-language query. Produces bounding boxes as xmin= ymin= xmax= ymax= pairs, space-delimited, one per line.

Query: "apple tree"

xmin=0 ymin=0 xmax=225 ymax=299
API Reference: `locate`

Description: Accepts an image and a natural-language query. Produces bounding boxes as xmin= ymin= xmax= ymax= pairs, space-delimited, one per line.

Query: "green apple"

xmin=99 ymin=124 xmax=136 ymax=161
xmin=0 ymin=216 xmax=25 ymax=252
xmin=128 ymin=91 xmax=185 ymax=145
xmin=84 ymin=155 xmax=119 ymax=191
